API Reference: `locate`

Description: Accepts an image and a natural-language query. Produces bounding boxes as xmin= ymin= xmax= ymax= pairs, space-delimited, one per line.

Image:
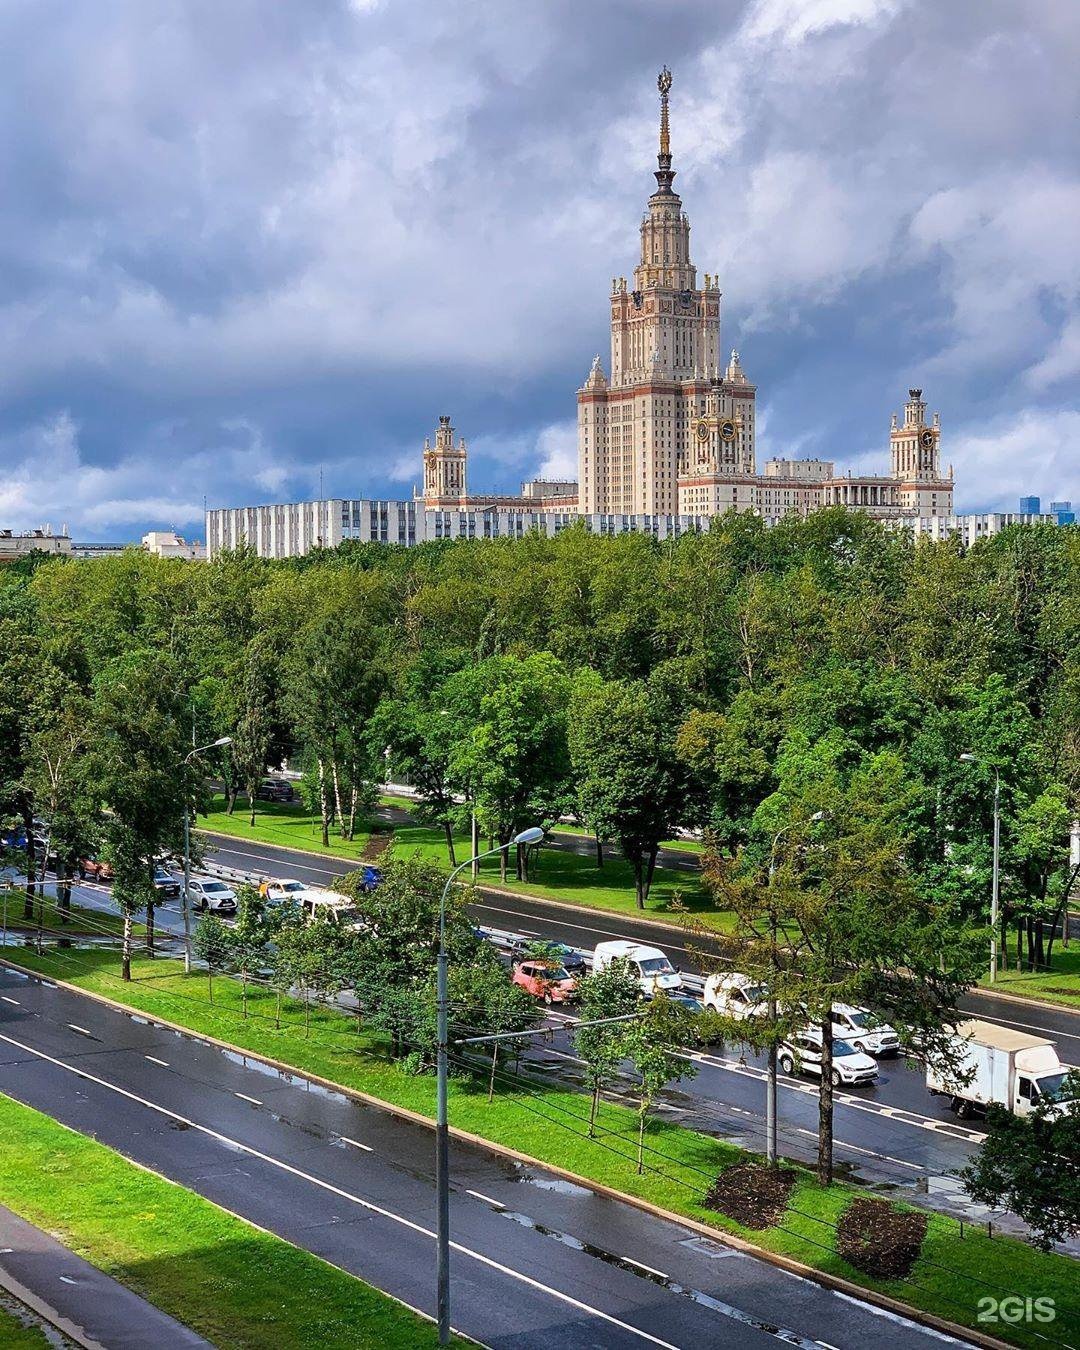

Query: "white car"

xmin=779 ymin=1028 xmax=878 ymax=1087
xmin=592 ymin=940 xmax=682 ymax=995
xmin=703 ymin=972 xmax=767 ymax=1019
xmin=831 ymin=1003 xmax=900 ymax=1057
xmin=260 ymin=878 xmax=310 ymax=906
xmin=187 ymin=878 xmax=237 ymax=913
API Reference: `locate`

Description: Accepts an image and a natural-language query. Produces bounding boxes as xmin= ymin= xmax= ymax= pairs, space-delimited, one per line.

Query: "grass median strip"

xmin=4 ymin=946 xmax=1076 ymax=1349
xmin=0 ymin=1090 xmax=459 ymax=1348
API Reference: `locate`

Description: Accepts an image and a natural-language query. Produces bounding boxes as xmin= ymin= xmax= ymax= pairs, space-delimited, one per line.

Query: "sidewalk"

xmin=0 ymin=1204 xmax=213 ymax=1350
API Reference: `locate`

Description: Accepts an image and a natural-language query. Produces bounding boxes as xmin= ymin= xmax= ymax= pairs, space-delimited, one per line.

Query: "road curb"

xmin=0 ymin=955 xmax=1012 ymax=1350
xmin=0 ymin=1264 xmax=107 ymax=1350
xmin=967 ymin=983 xmax=1079 ymax=1020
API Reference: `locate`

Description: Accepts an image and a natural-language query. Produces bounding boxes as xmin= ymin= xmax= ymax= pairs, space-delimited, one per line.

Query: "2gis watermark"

xmin=977 ymin=1295 xmax=1056 ymax=1325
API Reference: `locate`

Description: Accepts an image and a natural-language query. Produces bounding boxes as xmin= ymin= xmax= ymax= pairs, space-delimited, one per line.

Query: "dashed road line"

xmin=234 ymin=1091 xmax=262 ymax=1106
xmin=144 ymin=1054 xmax=170 ymax=1067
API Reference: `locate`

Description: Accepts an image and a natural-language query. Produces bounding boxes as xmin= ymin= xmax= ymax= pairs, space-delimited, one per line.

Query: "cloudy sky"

xmin=0 ymin=0 xmax=1078 ymax=539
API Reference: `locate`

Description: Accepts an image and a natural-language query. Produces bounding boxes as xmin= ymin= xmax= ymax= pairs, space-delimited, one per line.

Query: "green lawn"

xmin=197 ymin=793 xmax=376 ymax=862
xmin=0 ymin=1301 xmax=51 ymax=1348
xmin=0 ymin=1091 xmax=457 ymax=1349
xmin=979 ymin=944 xmax=1080 ymax=1009
xmin=5 ymin=945 xmax=1075 ymax=1349
xmin=3 ymin=895 xmax=144 ymax=939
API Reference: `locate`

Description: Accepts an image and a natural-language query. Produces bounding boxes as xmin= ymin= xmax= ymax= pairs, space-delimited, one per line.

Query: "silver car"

xmin=187 ymin=879 xmax=237 ymax=914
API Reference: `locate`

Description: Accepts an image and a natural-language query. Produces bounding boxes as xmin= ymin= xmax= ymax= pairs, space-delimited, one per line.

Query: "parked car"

xmin=187 ymin=878 xmax=237 ymax=913
xmin=256 ymin=779 xmax=296 ymax=803
xmin=831 ymin=1003 xmax=900 ymax=1057
xmin=512 ymin=960 xmax=578 ymax=1005
xmin=592 ymin=940 xmax=682 ymax=996
xmin=356 ymin=864 xmax=382 ymax=893
xmin=152 ymin=865 xmax=181 ymax=898
xmin=259 ymin=878 xmax=311 ymax=906
xmin=78 ymin=856 xmax=114 ymax=883
xmin=703 ymin=972 xmax=768 ymax=1020
xmin=779 ymin=1029 xmax=878 ymax=1087
xmin=510 ymin=938 xmax=587 ymax=979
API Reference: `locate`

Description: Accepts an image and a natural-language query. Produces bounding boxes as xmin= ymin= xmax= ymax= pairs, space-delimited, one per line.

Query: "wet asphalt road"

xmin=0 ymin=966 xmax=968 ymax=1349
xmin=181 ymin=831 xmax=1079 ymax=1220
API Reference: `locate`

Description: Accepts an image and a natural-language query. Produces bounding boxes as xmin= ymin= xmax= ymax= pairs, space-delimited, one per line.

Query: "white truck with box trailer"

xmin=926 ymin=1019 xmax=1076 ymax=1119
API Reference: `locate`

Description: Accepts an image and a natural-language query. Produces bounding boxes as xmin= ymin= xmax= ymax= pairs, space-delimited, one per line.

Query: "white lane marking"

xmin=1 ymin=997 xmax=20 ymax=1005
xmin=66 ymin=1024 xmax=92 ymax=1037
xmin=342 ymin=1137 xmax=373 ymax=1152
xmin=687 ymin=1050 xmax=987 ymax=1143
xmin=144 ymin=1055 xmax=170 ymax=1067
xmin=234 ymin=1091 xmax=262 ymax=1106
xmin=58 ymin=1276 xmax=77 ymax=1286
xmin=795 ymin=1128 xmax=922 ymax=1171
xmin=0 ymin=1030 xmax=682 ymax=1350
xmin=466 ymin=1189 xmax=505 ymax=1209
xmin=622 ymin=1256 xmax=669 ymax=1280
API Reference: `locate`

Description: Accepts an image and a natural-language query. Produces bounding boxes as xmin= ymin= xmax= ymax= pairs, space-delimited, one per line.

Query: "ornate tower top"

xmin=654 ymin=66 xmax=676 ymax=197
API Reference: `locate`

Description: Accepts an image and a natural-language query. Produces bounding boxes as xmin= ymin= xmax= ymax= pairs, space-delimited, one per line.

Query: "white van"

xmin=301 ymin=891 xmax=367 ymax=933
xmin=592 ymin=940 xmax=682 ymax=996
xmin=703 ymin=972 xmax=767 ymax=1019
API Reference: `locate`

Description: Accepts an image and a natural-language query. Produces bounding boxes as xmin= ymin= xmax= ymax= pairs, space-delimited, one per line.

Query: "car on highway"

xmin=257 ymin=779 xmax=296 ymax=803
xmin=77 ymin=856 xmax=114 ymax=882
xmin=779 ymin=1028 xmax=878 ymax=1087
xmin=509 ymin=938 xmax=588 ymax=979
xmin=831 ymin=1003 xmax=900 ymax=1057
xmin=187 ymin=878 xmax=237 ymax=913
xmin=592 ymin=940 xmax=682 ymax=996
xmin=259 ymin=878 xmax=311 ymax=906
xmin=152 ymin=865 xmax=181 ymax=898
xmin=512 ymin=960 xmax=578 ymax=1006
xmin=301 ymin=891 xmax=367 ymax=932
xmin=703 ymin=972 xmax=767 ymax=1019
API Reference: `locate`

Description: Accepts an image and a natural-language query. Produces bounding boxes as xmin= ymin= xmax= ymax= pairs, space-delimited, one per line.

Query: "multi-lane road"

xmin=187 ymin=829 xmax=1078 ymax=1226
xmin=0 ymin=965 xmax=962 ymax=1349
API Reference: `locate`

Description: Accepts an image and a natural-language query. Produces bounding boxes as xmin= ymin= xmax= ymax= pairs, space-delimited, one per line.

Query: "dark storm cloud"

xmin=0 ymin=0 xmax=1077 ymax=537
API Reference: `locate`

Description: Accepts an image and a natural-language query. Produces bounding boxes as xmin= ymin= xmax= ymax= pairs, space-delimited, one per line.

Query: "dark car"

xmin=509 ymin=938 xmax=587 ymax=979
xmin=256 ymin=779 xmax=296 ymax=803
xmin=152 ymin=865 xmax=181 ymax=898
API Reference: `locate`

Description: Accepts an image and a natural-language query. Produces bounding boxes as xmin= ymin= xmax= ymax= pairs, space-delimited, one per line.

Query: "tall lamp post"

xmin=765 ymin=810 xmax=826 ymax=1165
xmin=182 ymin=736 xmax=232 ymax=973
xmin=436 ymin=824 xmax=544 ymax=1345
xmin=960 ymin=753 xmax=1001 ymax=982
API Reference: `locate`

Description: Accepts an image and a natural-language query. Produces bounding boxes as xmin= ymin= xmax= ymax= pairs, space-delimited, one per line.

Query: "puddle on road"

xmin=514 ymin=1170 xmax=592 ymax=1199
xmin=493 ymin=1206 xmax=820 ymax=1348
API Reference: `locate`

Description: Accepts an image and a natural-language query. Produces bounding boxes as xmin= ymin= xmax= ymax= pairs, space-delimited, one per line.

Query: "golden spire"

xmin=654 ymin=67 xmax=676 ymax=195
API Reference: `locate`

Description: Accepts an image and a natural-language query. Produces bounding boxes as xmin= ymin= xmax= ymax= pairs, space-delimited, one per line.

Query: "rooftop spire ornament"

xmin=654 ymin=66 xmax=676 ymax=195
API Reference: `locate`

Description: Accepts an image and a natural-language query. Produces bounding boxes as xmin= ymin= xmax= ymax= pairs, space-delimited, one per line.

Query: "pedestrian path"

xmin=0 ymin=1204 xmax=213 ymax=1349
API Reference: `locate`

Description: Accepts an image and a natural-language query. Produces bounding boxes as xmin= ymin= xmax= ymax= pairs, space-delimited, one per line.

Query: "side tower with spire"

xmin=578 ymin=68 xmax=754 ymax=515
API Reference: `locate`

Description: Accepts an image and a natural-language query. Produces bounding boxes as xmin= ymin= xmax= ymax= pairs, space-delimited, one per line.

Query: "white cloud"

xmin=944 ymin=408 xmax=1080 ymax=512
xmin=533 ymin=421 xmax=578 ymax=481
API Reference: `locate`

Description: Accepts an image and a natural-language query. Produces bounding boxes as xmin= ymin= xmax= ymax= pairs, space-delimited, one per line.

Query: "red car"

xmin=512 ymin=960 xmax=578 ymax=1006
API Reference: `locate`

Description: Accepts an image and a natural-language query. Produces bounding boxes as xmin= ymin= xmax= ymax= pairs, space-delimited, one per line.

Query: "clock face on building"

xmin=696 ymin=420 xmax=710 ymax=442
xmin=720 ymin=420 xmax=737 ymax=442
xmin=920 ymin=430 xmax=935 ymax=449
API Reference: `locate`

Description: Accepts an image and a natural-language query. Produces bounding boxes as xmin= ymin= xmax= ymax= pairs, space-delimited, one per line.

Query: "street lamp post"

xmin=436 ymin=824 xmax=544 ymax=1345
xmin=960 ymin=754 xmax=1001 ymax=983
xmin=765 ymin=810 xmax=826 ymax=1166
xmin=182 ymin=736 xmax=232 ymax=973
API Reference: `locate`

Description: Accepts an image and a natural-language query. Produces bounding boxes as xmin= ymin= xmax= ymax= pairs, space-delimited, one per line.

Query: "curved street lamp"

xmin=436 ymin=825 xmax=544 ymax=1344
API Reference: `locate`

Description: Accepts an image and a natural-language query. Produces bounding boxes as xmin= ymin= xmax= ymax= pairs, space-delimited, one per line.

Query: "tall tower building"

xmin=889 ymin=389 xmax=953 ymax=516
xmin=421 ymin=415 xmax=468 ymax=506
xmin=578 ymin=68 xmax=755 ymax=515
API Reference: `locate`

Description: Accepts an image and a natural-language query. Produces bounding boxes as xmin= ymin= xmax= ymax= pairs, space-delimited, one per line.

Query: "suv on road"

xmin=830 ymin=1004 xmax=900 ymax=1057
xmin=780 ymin=1029 xmax=878 ymax=1088
xmin=152 ymin=865 xmax=181 ymax=898
xmin=257 ymin=779 xmax=296 ymax=803
xmin=703 ymin=972 xmax=768 ymax=1020
xmin=187 ymin=879 xmax=237 ymax=914
xmin=509 ymin=938 xmax=587 ymax=979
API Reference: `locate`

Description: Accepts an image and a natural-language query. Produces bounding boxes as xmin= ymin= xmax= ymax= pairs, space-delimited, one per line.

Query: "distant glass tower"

xmin=1019 ymin=496 xmax=1041 ymax=514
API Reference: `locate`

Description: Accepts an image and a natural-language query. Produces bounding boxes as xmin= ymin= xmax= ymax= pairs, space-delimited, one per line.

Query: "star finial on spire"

xmin=654 ymin=67 xmax=675 ymax=195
